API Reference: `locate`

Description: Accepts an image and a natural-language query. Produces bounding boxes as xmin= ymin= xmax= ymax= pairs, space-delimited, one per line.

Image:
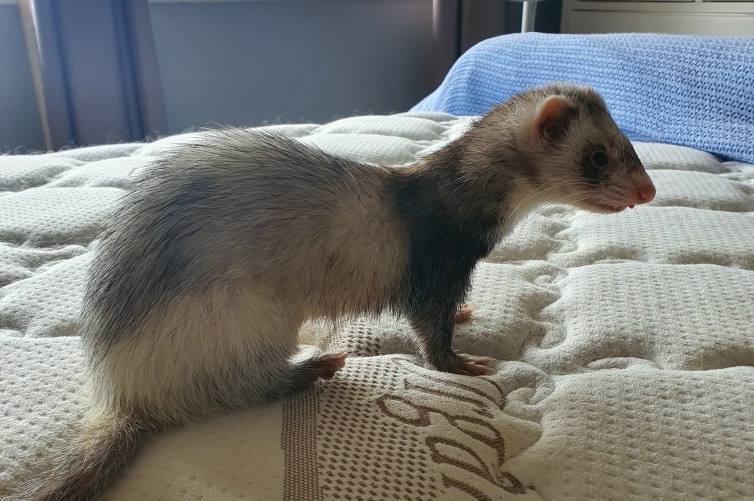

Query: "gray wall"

xmin=148 ymin=0 xmax=436 ymax=134
xmin=0 ymin=3 xmax=45 ymax=151
xmin=2 ymin=0 xmax=562 ymax=150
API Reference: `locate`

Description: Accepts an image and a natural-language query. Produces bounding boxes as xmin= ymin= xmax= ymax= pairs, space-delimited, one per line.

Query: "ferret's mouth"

xmin=578 ymin=178 xmax=655 ymax=214
xmin=581 ymin=199 xmax=636 ymax=213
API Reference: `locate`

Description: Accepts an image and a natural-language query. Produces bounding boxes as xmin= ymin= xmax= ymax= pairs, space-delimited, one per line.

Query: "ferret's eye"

xmin=590 ymin=150 xmax=609 ymax=168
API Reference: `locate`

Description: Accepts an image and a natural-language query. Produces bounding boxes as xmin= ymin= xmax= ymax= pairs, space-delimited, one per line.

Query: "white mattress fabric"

xmin=1 ymin=113 xmax=753 ymax=501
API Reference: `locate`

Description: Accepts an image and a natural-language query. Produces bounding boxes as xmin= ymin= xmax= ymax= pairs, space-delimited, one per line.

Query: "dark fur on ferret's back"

xmin=13 ymin=83 xmax=657 ymax=501
xmin=86 ymin=132 xmax=386 ymax=358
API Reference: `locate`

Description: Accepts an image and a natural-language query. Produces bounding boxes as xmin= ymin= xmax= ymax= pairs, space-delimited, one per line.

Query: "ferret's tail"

xmin=9 ymin=412 xmax=153 ymax=501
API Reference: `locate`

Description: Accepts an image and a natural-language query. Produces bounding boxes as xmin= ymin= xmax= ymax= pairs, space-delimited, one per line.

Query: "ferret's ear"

xmin=533 ymin=95 xmax=578 ymax=140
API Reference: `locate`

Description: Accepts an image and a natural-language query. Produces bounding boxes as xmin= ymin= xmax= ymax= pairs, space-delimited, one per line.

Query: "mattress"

xmin=1 ymin=112 xmax=753 ymax=500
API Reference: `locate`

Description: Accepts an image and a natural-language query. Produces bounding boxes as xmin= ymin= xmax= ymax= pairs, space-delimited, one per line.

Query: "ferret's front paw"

xmin=453 ymin=305 xmax=474 ymax=324
xmin=454 ymin=353 xmax=496 ymax=376
xmin=314 ymin=350 xmax=347 ymax=379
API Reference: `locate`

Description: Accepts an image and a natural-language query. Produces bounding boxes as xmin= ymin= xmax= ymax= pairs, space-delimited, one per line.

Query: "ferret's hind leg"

xmin=199 ymin=285 xmax=347 ymax=407
xmin=301 ymin=350 xmax=347 ymax=380
xmin=254 ymin=349 xmax=347 ymax=403
xmin=102 ymin=287 xmax=347 ymax=422
xmin=290 ymin=349 xmax=347 ymax=385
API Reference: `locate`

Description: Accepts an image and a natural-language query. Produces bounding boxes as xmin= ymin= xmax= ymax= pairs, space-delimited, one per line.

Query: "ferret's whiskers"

xmin=502 ymin=180 xmax=571 ymax=229
xmin=640 ymin=142 xmax=657 ymax=167
xmin=503 ymin=181 xmax=584 ymax=243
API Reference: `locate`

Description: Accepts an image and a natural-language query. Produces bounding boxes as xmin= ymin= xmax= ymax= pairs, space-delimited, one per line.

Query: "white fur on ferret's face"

xmin=523 ymin=86 xmax=656 ymax=214
xmin=567 ymin=130 xmax=656 ymax=213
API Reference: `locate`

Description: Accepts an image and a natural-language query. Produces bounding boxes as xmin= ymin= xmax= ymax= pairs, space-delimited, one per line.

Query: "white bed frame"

xmin=561 ymin=0 xmax=754 ymax=36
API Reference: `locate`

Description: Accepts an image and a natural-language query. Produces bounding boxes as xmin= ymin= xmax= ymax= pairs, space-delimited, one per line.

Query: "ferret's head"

xmin=487 ymin=84 xmax=656 ymax=213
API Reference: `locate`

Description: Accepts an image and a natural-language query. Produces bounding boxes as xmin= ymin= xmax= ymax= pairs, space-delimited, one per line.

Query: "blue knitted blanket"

xmin=412 ymin=33 xmax=754 ymax=163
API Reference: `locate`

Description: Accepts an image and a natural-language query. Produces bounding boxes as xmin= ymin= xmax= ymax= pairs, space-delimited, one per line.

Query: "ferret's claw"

xmin=455 ymin=353 xmax=496 ymax=376
xmin=315 ymin=350 xmax=347 ymax=379
xmin=454 ymin=305 xmax=474 ymax=324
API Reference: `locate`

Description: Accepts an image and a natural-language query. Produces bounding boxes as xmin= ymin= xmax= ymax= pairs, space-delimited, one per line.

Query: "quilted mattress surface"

xmin=0 ymin=113 xmax=753 ymax=500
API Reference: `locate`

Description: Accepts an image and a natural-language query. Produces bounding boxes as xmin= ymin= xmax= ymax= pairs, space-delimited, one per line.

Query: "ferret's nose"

xmin=635 ymin=180 xmax=656 ymax=204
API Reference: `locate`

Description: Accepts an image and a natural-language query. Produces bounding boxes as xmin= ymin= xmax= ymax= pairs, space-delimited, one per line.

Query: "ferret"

xmin=12 ymin=83 xmax=655 ymax=500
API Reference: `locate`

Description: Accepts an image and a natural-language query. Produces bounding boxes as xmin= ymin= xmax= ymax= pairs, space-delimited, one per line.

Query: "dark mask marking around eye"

xmin=581 ymin=146 xmax=610 ymax=185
